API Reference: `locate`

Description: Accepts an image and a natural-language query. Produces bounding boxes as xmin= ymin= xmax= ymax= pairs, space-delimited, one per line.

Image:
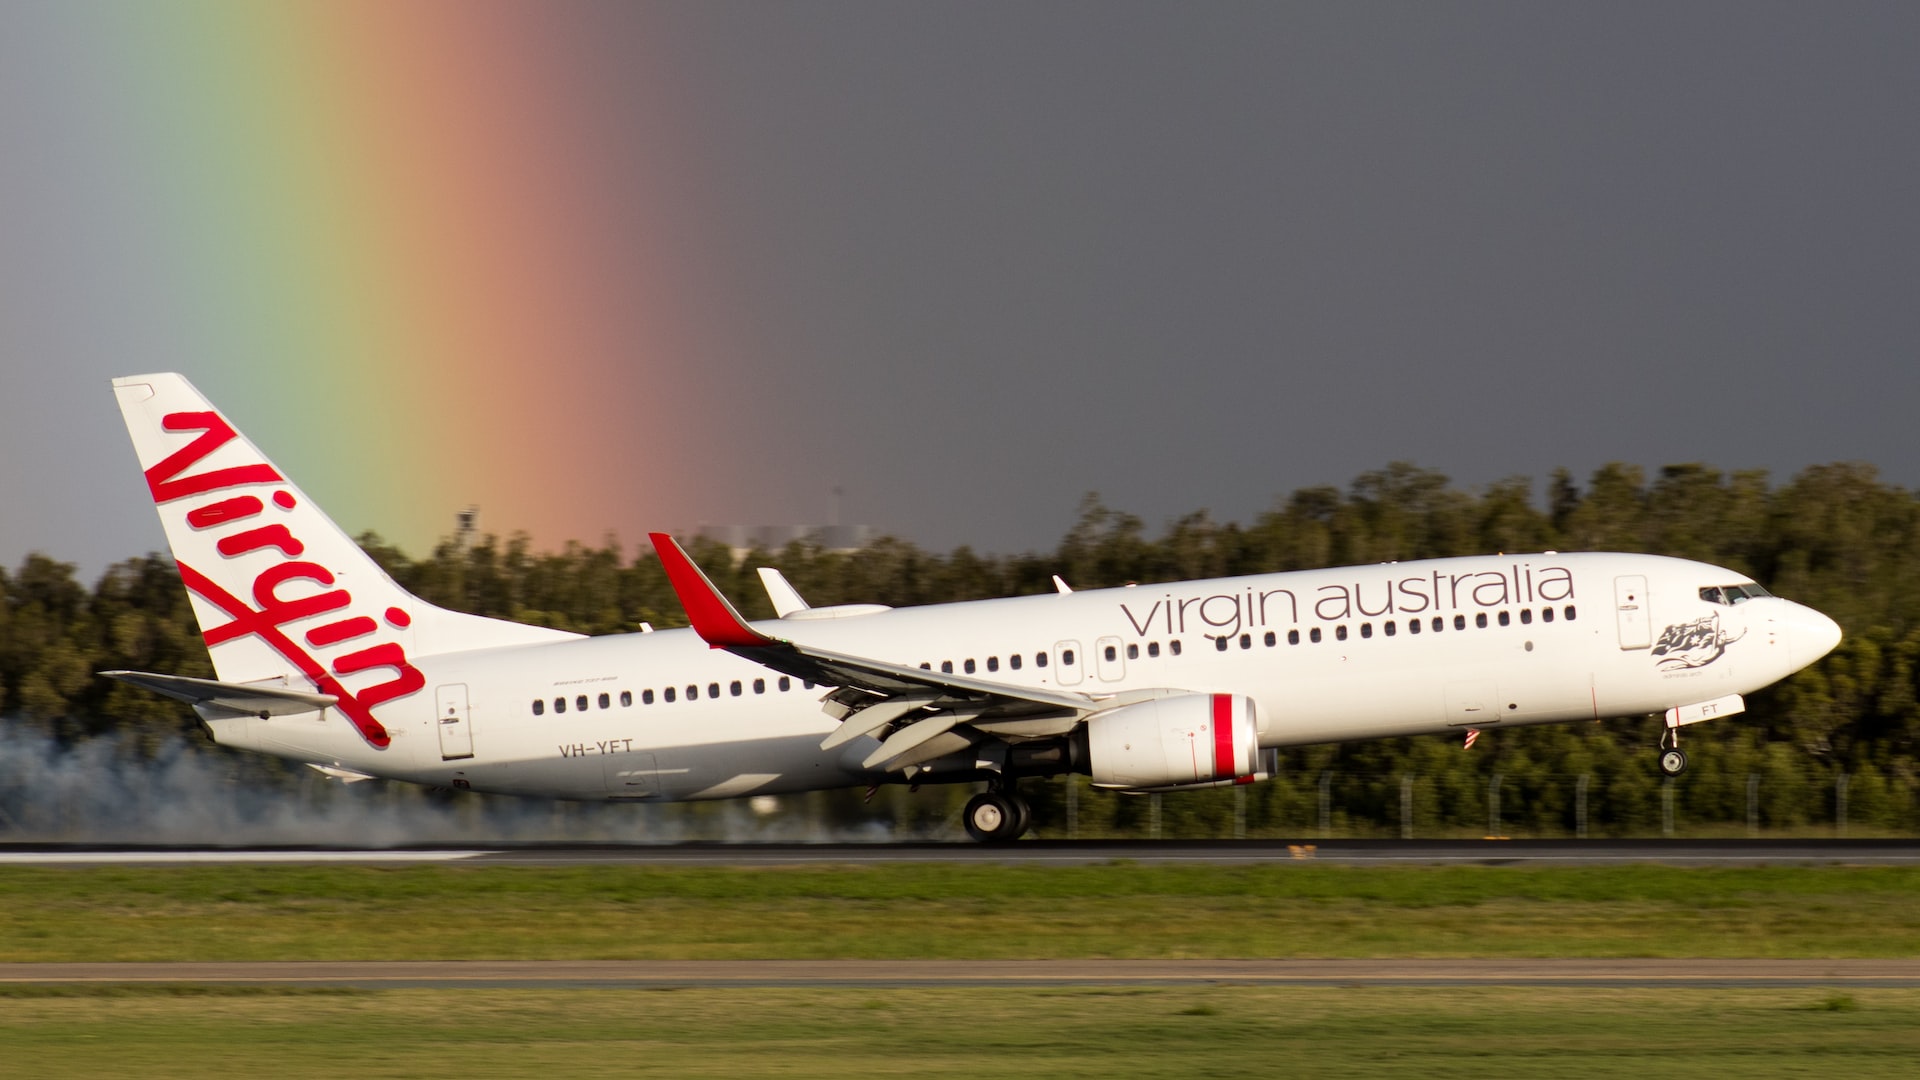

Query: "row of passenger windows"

xmin=532 ymin=675 xmax=813 ymax=716
xmin=918 ymin=638 xmax=1186 ymax=676
xmin=1211 ymin=605 xmax=1578 ymax=650
xmin=532 ymin=604 xmax=1584 ymax=715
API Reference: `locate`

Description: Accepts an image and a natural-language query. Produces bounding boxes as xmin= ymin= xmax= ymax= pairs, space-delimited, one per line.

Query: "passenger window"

xmin=1497 ymin=611 xmax=1510 ymax=627
xmin=779 ymin=677 xmax=791 ymax=691
xmin=804 ymin=681 xmax=815 ymax=690
xmin=1239 ymin=634 xmax=1252 ymax=650
xmin=1432 ymin=617 xmax=1443 ymax=632
xmin=1360 ymin=623 xmax=1372 ymax=639
xmin=942 ymin=660 xmax=954 ymax=674
xmin=1288 ymin=629 xmax=1300 ymax=645
xmin=988 ymin=656 xmax=1000 ymax=672
xmin=664 ymin=687 xmax=676 ymax=703
xmin=1104 ymin=645 xmax=1117 ymax=662
xmin=686 ymin=685 xmax=698 ymax=700
xmin=920 ymin=662 xmax=932 ymax=670
xmin=754 ymin=678 xmax=765 ymax=694
xmin=1011 ymin=654 xmax=1024 ymax=670
xmin=1263 ymin=631 xmax=1276 ymax=647
xmin=1565 ymin=605 xmax=1578 ymax=621
xmin=1062 ymin=649 xmax=1076 ymax=666
xmin=1519 ymin=609 xmax=1532 ymax=625
xmin=1216 ymin=636 xmax=1229 ymax=652
xmin=532 ymin=699 xmax=544 ymax=716
xmin=575 ymin=695 xmax=588 ymax=712
xmin=598 ymin=693 xmax=611 ymax=709
xmin=964 ymin=659 xmax=976 ymax=674
xmin=1126 ymin=644 xmax=1139 ymax=660
xmin=1384 ymin=621 xmax=1396 ymax=637
xmin=1335 ymin=625 xmax=1348 ymax=641
xmin=643 ymin=689 xmax=655 ymax=705
xmin=1454 ymin=615 xmax=1467 ymax=631
xmin=1148 ymin=642 xmax=1161 ymax=658
xmin=730 ymin=681 xmax=742 ymax=697
xmin=1309 ymin=627 xmax=1323 ymax=643
xmin=1542 ymin=608 xmax=1554 ymax=623
xmin=1475 ymin=613 xmax=1488 ymax=629
xmin=1409 ymin=618 xmax=1421 ymax=635
xmin=1036 ymin=652 xmax=1049 ymax=668
xmin=1170 ymin=640 xmax=1182 ymax=656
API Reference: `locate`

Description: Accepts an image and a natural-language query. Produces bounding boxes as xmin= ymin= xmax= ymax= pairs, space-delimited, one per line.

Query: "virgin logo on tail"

xmin=148 ymin=411 xmax=422 ymax=748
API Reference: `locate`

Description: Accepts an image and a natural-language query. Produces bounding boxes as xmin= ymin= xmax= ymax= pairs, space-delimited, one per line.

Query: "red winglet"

xmin=649 ymin=533 xmax=776 ymax=649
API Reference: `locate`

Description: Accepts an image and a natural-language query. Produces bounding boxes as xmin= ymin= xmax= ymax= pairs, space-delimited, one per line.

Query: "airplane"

xmin=103 ymin=373 xmax=1843 ymax=841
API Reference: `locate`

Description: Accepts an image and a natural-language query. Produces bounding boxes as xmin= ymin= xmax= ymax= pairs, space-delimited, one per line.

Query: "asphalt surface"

xmin=2 ymin=838 xmax=1918 ymax=866
xmin=3 ymin=959 xmax=1918 ymax=989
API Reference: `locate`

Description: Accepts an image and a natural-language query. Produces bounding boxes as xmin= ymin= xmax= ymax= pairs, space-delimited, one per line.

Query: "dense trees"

xmin=6 ymin=461 xmax=1920 ymax=836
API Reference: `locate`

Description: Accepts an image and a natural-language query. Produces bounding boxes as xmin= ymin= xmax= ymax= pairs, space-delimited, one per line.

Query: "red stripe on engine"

xmin=1211 ymin=693 xmax=1236 ymax=780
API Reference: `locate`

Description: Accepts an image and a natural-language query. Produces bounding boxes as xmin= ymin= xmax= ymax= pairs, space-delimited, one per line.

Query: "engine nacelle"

xmin=1084 ymin=693 xmax=1263 ymax=791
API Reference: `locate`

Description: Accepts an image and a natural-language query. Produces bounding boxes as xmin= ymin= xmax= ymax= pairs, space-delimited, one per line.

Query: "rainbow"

xmin=52 ymin=1 xmax=737 ymax=557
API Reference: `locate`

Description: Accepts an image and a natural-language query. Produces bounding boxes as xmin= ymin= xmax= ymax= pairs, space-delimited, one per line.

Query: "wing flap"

xmin=820 ymin=692 xmax=943 ymax=751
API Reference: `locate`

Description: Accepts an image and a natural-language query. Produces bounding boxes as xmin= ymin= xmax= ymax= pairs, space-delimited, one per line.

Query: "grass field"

xmin=5 ymin=862 xmax=1919 ymax=1075
xmin=3 ymin=862 xmax=1919 ymax=961
xmin=4 ymin=984 xmax=1920 ymax=1078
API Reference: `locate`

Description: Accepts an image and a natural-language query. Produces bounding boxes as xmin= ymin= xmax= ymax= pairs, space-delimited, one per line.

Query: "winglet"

xmin=758 ymin=567 xmax=810 ymax=617
xmin=649 ymin=533 xmax=777 ymax=649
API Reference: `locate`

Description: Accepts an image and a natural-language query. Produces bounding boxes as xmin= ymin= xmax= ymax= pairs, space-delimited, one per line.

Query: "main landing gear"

xmin=963 ymin=786 xmax=1033 ymax=843
xmin=1657 ymin=726 xmax=1689 ymax=777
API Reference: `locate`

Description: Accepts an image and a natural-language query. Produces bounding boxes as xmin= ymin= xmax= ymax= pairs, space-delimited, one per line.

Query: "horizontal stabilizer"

xmin=307 ymin=763 xmax=377 ymax=783
xmin=101 ymin=670 xmax=338 ymax=717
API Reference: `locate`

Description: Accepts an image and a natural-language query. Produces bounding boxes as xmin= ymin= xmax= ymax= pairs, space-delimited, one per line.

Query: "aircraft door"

xmin=1095 ymin=636 xmax=1127 ymax=682
xmin=1053 ymin=640 xmax=1084 ymax=686
xmin=1615 ymin=576 xmax=1652 ymax=650
xmin=436 ymin=684 xmax=474 ymax=760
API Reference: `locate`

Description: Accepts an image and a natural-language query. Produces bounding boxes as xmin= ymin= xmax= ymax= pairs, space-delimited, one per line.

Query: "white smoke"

xmin=0 ymin=723 xmax=929 ymax=846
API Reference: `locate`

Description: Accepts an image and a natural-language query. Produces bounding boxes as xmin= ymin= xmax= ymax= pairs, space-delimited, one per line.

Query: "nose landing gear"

xmin=963 ymin=786 xmax=1033 ymax=842
xmin=1657 ymin=727 xmax=1689 ymax=777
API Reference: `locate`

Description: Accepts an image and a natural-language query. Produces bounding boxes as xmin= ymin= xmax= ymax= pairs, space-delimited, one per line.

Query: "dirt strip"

xmin=4 ymin=959 xmax=1920 ymax=987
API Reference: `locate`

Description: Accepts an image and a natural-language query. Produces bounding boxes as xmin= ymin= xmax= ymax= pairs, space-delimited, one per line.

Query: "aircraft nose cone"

xmin=1785 ymin=604 xmax=1843 ymax=670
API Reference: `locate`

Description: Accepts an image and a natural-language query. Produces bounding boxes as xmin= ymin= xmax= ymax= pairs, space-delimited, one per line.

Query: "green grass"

xmin=3 ymin=863 xmax=1920 ymax=961
xmin=5 ymin=986 xmax=1920 ymax=1078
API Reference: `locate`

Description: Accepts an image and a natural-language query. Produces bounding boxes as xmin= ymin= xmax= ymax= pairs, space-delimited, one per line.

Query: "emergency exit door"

xmin=1615 ymin=576 xmax=1651 ymax=650
xmin=436 ymin=683 xmax=474 ymax=760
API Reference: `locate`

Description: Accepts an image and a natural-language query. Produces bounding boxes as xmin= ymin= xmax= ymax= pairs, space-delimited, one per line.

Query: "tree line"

xmin=5 ymin=461 xmax=1920 ymax=836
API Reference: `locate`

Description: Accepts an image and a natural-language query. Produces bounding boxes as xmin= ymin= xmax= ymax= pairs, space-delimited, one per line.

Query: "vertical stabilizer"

xmin=111 ymin=374 xmax=579 ymax=746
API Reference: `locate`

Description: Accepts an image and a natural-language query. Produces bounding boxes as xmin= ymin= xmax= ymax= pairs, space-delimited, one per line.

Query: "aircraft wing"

xmin=650 ymin=534 xmax=1111 ymax=771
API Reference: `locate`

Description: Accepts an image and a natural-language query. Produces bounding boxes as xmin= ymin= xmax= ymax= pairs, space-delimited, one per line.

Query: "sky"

xmin=3 ymin=2 xmax=1918 ymax=579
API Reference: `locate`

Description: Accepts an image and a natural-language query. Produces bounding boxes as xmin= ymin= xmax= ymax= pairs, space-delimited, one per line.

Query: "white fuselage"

xmin=203 ymin=551 xmax=1838 ymax=802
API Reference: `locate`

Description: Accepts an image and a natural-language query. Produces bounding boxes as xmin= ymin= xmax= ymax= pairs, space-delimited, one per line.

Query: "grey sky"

xmin=4 ymin=3 xmax=1918 ymax=578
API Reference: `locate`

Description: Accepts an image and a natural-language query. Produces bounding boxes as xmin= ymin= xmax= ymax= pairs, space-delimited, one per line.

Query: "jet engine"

xmin=1083 ymin=693 xmax=1263 ymax=790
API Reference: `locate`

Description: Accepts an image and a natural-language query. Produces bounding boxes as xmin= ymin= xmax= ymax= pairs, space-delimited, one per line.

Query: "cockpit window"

xmin=1702 ymin=583 xmax=1772 ymax=605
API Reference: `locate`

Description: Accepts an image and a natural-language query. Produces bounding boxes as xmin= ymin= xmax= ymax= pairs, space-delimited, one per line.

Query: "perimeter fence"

xmin=3 ymin=724 xmax=1914 ymax=843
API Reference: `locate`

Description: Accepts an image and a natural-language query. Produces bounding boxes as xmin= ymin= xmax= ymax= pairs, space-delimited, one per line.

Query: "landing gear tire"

xmin=1658 ymin=747 xmax=1689 ymax=777
xmin=963 ymin=791 xmax=1030 ymax=843
xmin=1008 ymin=793 xmax=1033 ymax=838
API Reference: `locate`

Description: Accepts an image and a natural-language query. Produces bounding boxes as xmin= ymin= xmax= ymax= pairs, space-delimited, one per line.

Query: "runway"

xmin=3 ymin=959 xmax=1918 ymax=989
xmin=2 ymin=838 xmax=1917 ymax=866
